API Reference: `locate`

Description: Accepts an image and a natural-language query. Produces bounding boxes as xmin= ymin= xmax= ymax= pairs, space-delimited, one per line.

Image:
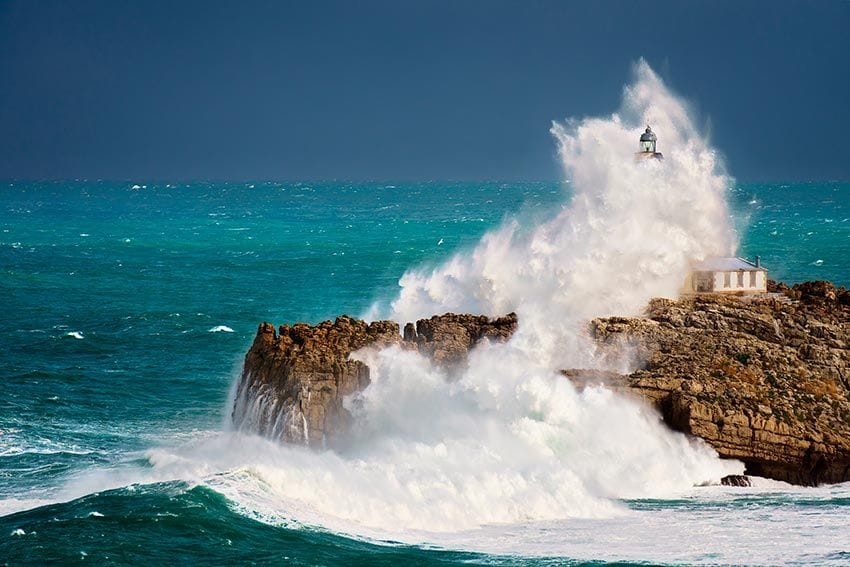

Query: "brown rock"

xmin=232 ymin=313 xmax=516 ymax=447
xmin=413 ymin=313 xmax=517 ymax=369
xmin=234 ymin=282 xmax=850 ymax=486
xmin=589 ymin=290 xmax=850 ymax=485
xmin=721 ymin=474 xmax=752 ymax=487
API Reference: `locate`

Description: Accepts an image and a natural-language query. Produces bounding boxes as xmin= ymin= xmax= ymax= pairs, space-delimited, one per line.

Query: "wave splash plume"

xmin=70 ymin=60 xmax=743 ymax=541
xmin=389 ymin=59 xmax=734 ymax=368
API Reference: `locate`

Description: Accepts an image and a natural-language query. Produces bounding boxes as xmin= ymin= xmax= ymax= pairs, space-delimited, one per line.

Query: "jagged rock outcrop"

xmin=585 ymin=281 xmax=850 ymax=485
xmin=234 ymin=281 xmax=850 ymax=486
xmin=406 ymin=313 xmax=518 ymax=367
xmin=232 ymin=313 xmax=517 ymax=447
xmin=720 ymin=474 xmax=752 ymax=487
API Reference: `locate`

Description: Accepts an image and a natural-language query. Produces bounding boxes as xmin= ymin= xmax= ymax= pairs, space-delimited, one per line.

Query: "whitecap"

xmin=11 ymin=529 xmax=25 ymax=536
xmin=65 ymin=331 xmax=84 ymax=340
xmin=88 ymin=511 xmax=104 ymax=517
xmin=208 ymin=326 xmax=235 ymax=333
xmin=813 ymin=259 xmax=824 ymax=266
xmin=0 ymin=498 xmax=54 ymax=516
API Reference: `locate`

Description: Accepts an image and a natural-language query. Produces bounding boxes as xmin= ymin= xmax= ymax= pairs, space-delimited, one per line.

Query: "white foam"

xmin=208 ymin=326 xmax=235 ymax=333
xmin=52 ymin=437 xmax=846 ymax=565
xmin=46 ymin=61 xmax=816 ymax=560
xmin=65 ymin=331 xmax=84 ymax=340
xmin=416 ymin=484 xmax=850 ymax=565
xmin=0 ymin=446 xmax=97 ymax=457
xmin=218 ymin=60 xmax=742 ymax=533
xmin=0 ymin=498 xmax=55 ymax=517
xmin=382 ymin=60 xmax=734 ymax=374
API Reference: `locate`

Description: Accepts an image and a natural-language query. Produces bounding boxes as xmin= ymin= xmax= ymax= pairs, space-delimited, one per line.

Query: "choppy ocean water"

xmin=1 ymin=180 xmax=849 ymax=565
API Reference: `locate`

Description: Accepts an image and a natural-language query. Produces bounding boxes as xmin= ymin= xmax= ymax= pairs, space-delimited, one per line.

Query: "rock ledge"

xmin=234 ymin=281 xmax=850 ymax=485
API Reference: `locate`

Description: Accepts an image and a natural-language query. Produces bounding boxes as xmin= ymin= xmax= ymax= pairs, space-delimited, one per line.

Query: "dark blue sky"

xmin=1 ymin=1 xmax=848 ymax=182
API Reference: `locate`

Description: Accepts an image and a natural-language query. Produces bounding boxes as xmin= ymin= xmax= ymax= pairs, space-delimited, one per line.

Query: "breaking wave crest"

xmin=68 ymin=60 xmax=744 ymax=537
xmin=386 ymin=59 xmax=734 ymax=369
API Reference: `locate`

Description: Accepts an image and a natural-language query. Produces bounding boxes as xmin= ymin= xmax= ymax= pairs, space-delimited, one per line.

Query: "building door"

xmin=696 ymin=272 xmax=713 ymax=292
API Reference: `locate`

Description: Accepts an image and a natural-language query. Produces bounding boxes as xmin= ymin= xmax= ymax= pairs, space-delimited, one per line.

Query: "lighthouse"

xmin=636 ymin=125 xmax=663 ymax=160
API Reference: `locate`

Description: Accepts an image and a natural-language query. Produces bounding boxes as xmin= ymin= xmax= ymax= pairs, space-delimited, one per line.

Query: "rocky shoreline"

xmin=233 ymin=281 xmax=850 ymax=486
xmin=231 ymin=313 xmax=517 ymax=447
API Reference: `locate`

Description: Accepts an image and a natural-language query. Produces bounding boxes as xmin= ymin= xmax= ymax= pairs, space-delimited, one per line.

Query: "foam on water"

xmin=9 ymin=61 xmax=847 ymax=565
xmin=0 ymin=498 xmax=56 ymax=517
xmin=48 ymin=436 xmax=850 ymax=564
xmin=204 ymin=60 xmax=741 ymax=532
xmin=208 ymin=325 xmax=235 ymax=333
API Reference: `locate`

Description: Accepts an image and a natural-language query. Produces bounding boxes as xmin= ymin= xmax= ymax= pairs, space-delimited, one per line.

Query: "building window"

xmin=724 ymin=272 xmax=731 ymax=288
xmin=750 ymin=271 xmax=757 ymax=287
xmin=737 ymin=271 xmax=744 ymax=288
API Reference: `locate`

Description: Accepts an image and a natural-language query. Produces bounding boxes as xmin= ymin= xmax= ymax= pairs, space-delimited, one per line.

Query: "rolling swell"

xmin=0 ymin=484 xmax=607 ymax=566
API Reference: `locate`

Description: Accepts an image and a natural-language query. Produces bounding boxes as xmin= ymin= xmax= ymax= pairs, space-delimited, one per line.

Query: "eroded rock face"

xmin=585 ymin=282 xmax=850 ymax=485
xmin=408 ymin=313 xmax=519 ymax=368
xmin=720 ymin=474 xmax=752 ymax=487
xmin=234 ymin=281 xmax=850 ymax=486
xmin=232 ymin=313 xmax=517 ymax=447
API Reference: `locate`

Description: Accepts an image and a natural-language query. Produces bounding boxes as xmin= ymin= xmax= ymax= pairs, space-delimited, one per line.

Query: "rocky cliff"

xmin=231 ymin=313 xmax=517 ymax=447
xmin=233 ymin=281 xmax=850 ymax=485
xmin=583 ymin=281 xmax=850 ymax=485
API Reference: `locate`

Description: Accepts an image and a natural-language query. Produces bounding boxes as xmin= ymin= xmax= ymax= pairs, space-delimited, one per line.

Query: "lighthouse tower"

xmin=636 ymin=125 xmax=663 ymax=160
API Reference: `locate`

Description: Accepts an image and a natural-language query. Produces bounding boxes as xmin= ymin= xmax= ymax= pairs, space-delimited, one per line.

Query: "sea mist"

xmin=76 ymin=60 xmax=744 ymax=535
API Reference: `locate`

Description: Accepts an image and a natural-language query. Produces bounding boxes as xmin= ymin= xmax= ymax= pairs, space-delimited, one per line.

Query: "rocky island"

xmin=232 ymin=281 xmax=850 ymax=486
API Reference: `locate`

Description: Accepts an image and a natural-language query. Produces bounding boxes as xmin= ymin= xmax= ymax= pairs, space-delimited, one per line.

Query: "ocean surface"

xmin=1 ymin=180 xmax=849 ymax=565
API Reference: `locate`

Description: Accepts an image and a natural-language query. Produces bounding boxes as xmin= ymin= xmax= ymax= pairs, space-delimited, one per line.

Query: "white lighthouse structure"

xmin=636 ymin=125 xmax=663 ymax=160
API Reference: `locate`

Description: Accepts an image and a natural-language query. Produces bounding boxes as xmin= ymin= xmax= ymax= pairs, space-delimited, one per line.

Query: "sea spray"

xmin=272 ymin=59 xmax=743 ymax=525
xmin=72 ymin=60 xmax=744 ymax=535
xmin=386 ymin=59 xmax=734 ymax=369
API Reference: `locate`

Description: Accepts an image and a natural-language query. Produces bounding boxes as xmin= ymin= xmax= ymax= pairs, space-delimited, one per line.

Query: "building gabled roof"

xmin=692 ymin=257 xmax=766 ymax=271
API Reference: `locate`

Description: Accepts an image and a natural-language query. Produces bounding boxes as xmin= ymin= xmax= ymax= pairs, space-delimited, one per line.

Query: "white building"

xmin=685 ymin=257 xmax=768 ymax=294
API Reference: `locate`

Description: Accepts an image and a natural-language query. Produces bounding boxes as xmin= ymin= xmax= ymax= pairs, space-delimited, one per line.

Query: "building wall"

xmin=684 ymin=268 xmax=768 ymax=295
xmin=708 ymin=269 xmax=767 ymax=293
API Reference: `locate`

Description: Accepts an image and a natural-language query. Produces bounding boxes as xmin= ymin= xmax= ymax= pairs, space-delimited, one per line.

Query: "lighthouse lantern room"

xmin=636 ymin=125 xmax=663 ymax=160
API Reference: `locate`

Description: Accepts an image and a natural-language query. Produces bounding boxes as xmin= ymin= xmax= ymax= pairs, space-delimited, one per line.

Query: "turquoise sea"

xmin=1 ymin=180 xmax=849 ymax=565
